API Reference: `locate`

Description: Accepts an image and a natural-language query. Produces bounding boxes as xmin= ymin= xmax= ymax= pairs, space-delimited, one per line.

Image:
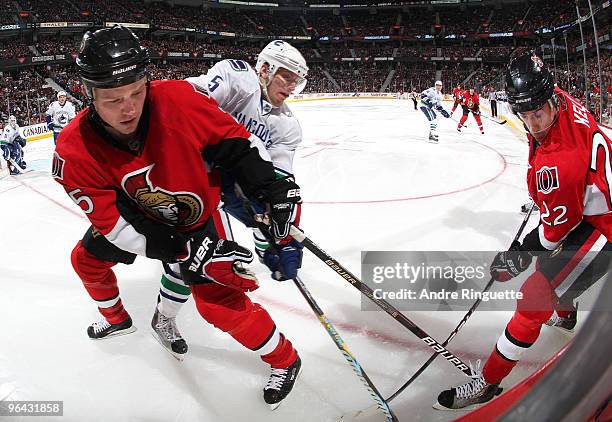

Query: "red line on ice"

xmin=304 ymin=140 xmax=507 ymax=204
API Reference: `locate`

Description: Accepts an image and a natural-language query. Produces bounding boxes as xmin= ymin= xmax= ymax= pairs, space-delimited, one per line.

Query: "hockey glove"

xmin=263 ymin=239 xmax=304 ymax=281
xmin=438 ymin=108 xmax=450 ymax=118
xmin=16 ymin=137 xmax=26 ymax=148
xmin=260 ymin=178 xmax=301 ymax=240
xmin=115 ymin=190 xmax=187 ymax=262
xmin=179 ymin=231 xmax=258 ymax=291
xmin=490 ymin=240 xmax=533 ymax=282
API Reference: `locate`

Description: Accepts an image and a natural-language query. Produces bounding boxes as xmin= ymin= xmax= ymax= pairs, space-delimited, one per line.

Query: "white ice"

xmin=1 ymin=99 xmax=597 ymax=421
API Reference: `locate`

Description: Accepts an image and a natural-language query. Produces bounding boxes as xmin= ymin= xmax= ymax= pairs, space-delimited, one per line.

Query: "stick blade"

xmin=338 ymin=404 xmax=388 ymax=422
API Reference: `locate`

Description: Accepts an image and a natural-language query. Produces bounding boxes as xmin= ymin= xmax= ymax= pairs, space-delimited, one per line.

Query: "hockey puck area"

xmin=291 ymin=99 xmax=516 ymax=205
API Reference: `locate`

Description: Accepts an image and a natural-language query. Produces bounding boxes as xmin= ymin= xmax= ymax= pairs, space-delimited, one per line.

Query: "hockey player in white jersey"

xmin=46 ymin=91 xmax=76 ymax=144
xmin=145 ymin=40 xmax=307 ymax=406
xmin=0 ymin=115 xmax=27 ymax=174
xmin=419 ymin=80 xmax=451 ymax=143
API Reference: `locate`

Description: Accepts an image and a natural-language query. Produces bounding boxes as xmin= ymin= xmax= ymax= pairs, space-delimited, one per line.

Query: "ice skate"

xmin=151 ymin=307 xmax=188 ymax=360
xmin=87 ymin=316 xmax=136 ymax=339
xmin=545 ymin=304 xmax=578 ymax=332
xmin=434 ymin=373 xmax=502 ymax=411
xmin=264 ymin=356 xmax=302 ymax=410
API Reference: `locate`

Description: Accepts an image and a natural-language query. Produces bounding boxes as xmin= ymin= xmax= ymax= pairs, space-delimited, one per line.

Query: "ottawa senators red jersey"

xmin=462 ymin=91 xmax=480 ymax=110
xmin=52 ymin=79 xmax=274 ymax=257
xmin=453 ymin=87 xmax=462 ymax=102
xmin=526 ymin=87 xmax=612 ymax=249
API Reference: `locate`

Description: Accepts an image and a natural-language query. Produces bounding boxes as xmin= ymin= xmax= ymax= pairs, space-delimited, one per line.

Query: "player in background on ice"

xmin=450 ymin=84 xmax=463 ymax=116
xmin=419 ymin=80 xmax=451 ymax=143
xmin=148 ymin=40 xmax=308 ymax=359
xmin=54 ymin=26 xmax=303 ymax=409
xmin=457 ymin=88 xmax=484 ymax=134
xmin=46 ymin=91 xmax=76 ymax=144
xmin=436 ymin=51 xmax=612 ymax=411
xmin=0 ymin=115 xmax=27 ymax=174
xmin=409 ymin=89 xmax=418 ymax=110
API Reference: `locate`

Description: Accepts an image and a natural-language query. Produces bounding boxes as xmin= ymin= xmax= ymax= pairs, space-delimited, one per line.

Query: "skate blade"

xmin=432 ymin=401 xmax=482 ymax=411
xmin=267 ymin=363 xmax=303 ymax=411
xmin=89 ymin=325 xmax=137 ymax=340
xmin=151 ymin=331 xmax=186 ymax=361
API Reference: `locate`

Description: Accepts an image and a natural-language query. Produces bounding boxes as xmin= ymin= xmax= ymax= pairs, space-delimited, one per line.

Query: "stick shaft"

xmin=293 ymin=276 xmax=398 ymax=422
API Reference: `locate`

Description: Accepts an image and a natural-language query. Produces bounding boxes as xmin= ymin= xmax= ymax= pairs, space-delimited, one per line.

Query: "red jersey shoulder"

xmin=148 ymin=79 xmax=220 ymax=111
xmin=554 ymin=88 xmax=598 ymax=149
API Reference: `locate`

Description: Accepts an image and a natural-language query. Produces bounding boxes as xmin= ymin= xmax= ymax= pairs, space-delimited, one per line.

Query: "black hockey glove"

xmin=260 ymin=178 xmax=301 ymax=239
xmin=114 ymin=190 xmax=187 ymax=262
xmin=16 ymin=137 xmax=26 ymax=148
xmin=490 ymin=240 xmax=533 ymax=282
xmin=437 ymin=107 xmax=450 ymax=118
xmin=179 ymin=231 xmax=258 ymax=291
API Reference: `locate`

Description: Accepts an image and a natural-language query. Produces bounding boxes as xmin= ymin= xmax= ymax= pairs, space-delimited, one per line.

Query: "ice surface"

xmin=1 ymin=99 xmax=587 ymax=421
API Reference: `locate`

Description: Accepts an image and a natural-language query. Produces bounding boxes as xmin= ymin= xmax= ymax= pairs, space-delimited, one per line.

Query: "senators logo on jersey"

xmin=122 ymin=165 xmax=203 ymax=226
xmin=536 ymin=166 xmax=560 ymax=194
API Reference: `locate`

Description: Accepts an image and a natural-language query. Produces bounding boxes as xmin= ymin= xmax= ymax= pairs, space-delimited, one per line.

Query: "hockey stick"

xmin=350 ymin=202 xmax=537 ymax=420
xmin=289 ymin=226 xmax=475 ymax=378
xmin=292 ymin=276 xmax=398 ymax=422
xmin=249 ymin=214 xmax=398 ymax=421
xmin=480 ymin=113 xmax=507 ymax=125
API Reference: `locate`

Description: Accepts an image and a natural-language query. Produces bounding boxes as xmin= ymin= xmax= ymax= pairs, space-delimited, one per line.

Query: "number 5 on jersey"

xmin=69 ymin=189 xmax=94 ymax=214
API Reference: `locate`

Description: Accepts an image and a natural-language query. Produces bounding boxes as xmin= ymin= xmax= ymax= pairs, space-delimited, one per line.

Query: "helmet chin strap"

xmin=259 ymin=72 xmax=273 ymax=104
xmin=520 ymin=97 xmax=559 ymax=141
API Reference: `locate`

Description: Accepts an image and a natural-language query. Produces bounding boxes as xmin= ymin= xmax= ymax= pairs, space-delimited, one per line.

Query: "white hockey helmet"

xmin=57 ymin=90 xmax=67 ymax=99
xmin=435 ymin=80 xmax=443 ymax=87
xmin=8 ymin=115 xmax=17 ymax=127
xmin=256 ymin=40 xmax=309 ymax=94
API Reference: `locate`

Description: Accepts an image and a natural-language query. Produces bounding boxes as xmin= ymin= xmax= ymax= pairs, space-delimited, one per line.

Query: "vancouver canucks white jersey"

xmin=0 ymin=124 xmax=21 ymax=145
xmin=420 ymin=87 xmax=444 ymax=109
xmin=186 ymin=59 xmax=302 ymax=175
xmin=46 ymin=101 xmax=76 ymax=133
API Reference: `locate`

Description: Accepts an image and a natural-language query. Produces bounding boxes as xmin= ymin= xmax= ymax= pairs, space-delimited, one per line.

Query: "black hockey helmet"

xmin=77 ymin=25 xmax=149 ymax=97
xmin=505 ymin=51 xmax=554 ymax=114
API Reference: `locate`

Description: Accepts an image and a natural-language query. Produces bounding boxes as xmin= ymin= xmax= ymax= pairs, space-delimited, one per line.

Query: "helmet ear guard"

xmin=256 ymin=40 xmax=309 ymax=95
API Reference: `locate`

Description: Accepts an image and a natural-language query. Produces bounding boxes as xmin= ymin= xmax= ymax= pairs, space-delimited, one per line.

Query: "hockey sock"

xmin=71 ymin=241 xmax=129 ymax=324
xmin=482 ymin=346 xmax=517 ymax=385
xmin=459 ymin=115 xmax=468 ymax=128
xmin=430 ymin=122 xmax=437 ymax=132
xmin=474 ymin=113 xmax=484 ymax=130
xmin=253 ymin=227 xmax=270 ymax=261
xmin=261 ymin=333 xmax=298 ymax=369
xmin=190 ymin=283 xmax=298 ymax=365
xmin=158 ymin=271 xmax=191 ymax=318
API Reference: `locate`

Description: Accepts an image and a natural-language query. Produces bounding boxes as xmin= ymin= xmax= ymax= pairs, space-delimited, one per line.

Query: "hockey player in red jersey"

xmin=450 ymin=84 xmax=463 ymax=116
xmin=436 ymin=52 xmax=612 ymax=410
xmin=53 ymin=26 xmax=302 ymax=409
xmin=457 ymin=87 xmax=484 ymax=134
